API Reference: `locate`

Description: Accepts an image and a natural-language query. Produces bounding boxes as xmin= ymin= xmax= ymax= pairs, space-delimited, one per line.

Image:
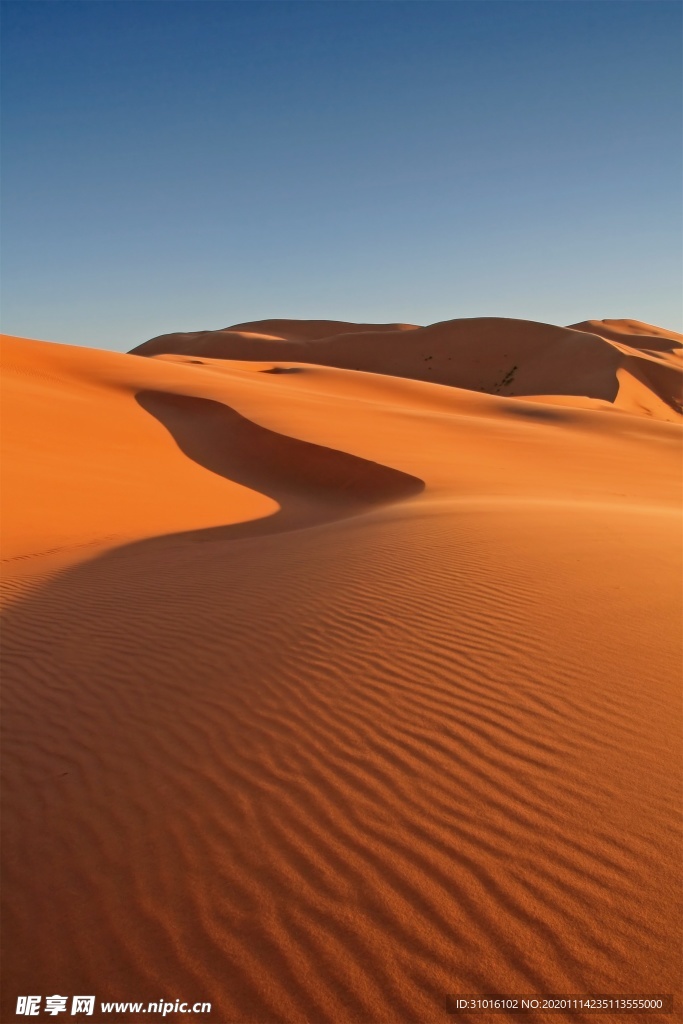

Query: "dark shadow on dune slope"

xmin=619 ymin=337 xmax=682 ymax=355
xmin=621 ymin=358 xmax=683 ymax=416
xmin=135 ymin=390 xmax=424 ymax=541
xmin=496 ymin=403 xmax=578 ymax=423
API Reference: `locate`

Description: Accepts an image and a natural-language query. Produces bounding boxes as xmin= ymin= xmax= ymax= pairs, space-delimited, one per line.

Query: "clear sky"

xmin=1 ymin=0 xmax=681 ymax=351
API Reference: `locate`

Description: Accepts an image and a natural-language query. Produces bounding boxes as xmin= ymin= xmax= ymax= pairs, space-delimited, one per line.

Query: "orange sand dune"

xmin=1 ymin=318 xmax=681 ymax=1023
xmin=132 ymin=316 xmax=683 ymax=422
xmin=569 ymin=317 xmax=683 ymax=353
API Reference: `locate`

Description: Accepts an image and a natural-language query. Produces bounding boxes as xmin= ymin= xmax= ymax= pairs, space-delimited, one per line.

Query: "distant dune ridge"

xmin=132 ymin=315 xmax=683 ymax=422
xmin=1 ymin=314 xmax=681 ymax=1022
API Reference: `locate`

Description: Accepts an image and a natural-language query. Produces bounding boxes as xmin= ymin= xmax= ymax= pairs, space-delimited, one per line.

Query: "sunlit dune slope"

xmin=1 ymin=321 xmax=681 ymax=1023
xmin=132 ymin=315 xmax=683 ymax=422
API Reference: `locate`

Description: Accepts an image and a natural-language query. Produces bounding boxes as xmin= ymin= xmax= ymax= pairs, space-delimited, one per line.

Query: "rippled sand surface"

xmin=2 ymin=317 xmax=681 ymax=1022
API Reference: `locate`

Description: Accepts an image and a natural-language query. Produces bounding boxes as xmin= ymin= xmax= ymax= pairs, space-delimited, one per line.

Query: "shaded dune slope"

xmin=131 ymin=316 xmax=683 ymax=421
xmin=136 ymin=390 xmax=424 ymax=539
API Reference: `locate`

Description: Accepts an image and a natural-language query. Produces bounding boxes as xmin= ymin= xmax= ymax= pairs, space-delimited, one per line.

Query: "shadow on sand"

xmin=134 ymin=390 xmax=424 ymax=541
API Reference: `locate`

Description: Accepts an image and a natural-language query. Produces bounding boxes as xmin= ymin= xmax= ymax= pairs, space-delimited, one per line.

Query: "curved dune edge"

xmin=136 ymin=390 xmax=425 ymax=539
xmin=131 ymin=316 xmax=683 ymax=422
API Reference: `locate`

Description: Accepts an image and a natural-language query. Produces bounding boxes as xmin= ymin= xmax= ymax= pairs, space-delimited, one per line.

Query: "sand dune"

xmin=569 ymin=317 xmax=683 ymax=353
xmin=1 ymin=316 xmax=681 ymax=1023
xmin=132 ymin=315 xmax=683 ymax=422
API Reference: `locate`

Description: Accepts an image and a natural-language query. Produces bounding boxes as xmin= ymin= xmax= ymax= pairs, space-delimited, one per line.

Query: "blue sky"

xmin=2 ymin=1 xmax=681 ymax=350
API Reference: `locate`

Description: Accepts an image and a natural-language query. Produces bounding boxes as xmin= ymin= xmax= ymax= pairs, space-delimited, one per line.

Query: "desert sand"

xmin=1 ymin=316 xmax=681 ymax=1022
